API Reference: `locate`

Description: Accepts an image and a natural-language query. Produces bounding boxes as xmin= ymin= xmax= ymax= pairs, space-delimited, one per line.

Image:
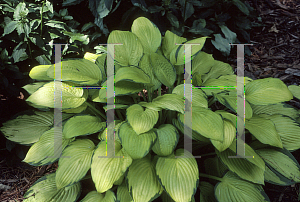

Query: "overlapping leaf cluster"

xmin=1 ymin=17 xmax=300 ymax=202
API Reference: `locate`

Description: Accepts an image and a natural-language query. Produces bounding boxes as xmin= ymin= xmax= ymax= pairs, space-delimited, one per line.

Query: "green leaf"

xmin=118 ymin=122 xmax=157 ymax=159
xmin=156 ymin=149 xmax=199 ymax=202
xmin=172 ymin=84 xmax=208 ymax=108
xmin=126 ymin=104 xmax=159 ymax=135
xmin=91 ymin=141 xmax=132 ymax=193
xmin=63 ymin=31 xmax=89 ymax=45
xmin=139 ymin=94 xmax=185 ymax=114
xmin=169 ymin=37 xmax=207 ymax=65
xmin=107 ymin=31 xmax=143 ymax=66
xmin=30 ymin=19 xmax=41 ymax=30
xmin=150 ymin=52 xmax=176 ymax=88
xmin=127 ymin=155 xmax=163 ymax=202
xmin=245 ymin=115 xmax=283 ymax=148
xmin=215 ymin=171 xmax=270 ymax=202
xmin=45 ymin=20 xmax=68 ymax=30
xmin=219 ymin=25 xmax=237 ymax=43
xmin=81 ymin=22 xmax=95 ymax=32
xmin=117 ymin=182 xmax=133 ymax=202
xmin=56 ymin=139 xmax=95 ymax=189
xmin=63 ymin=115 xmax=105 ymax=139
xmin=162 ymin=30 xmax=186 ymax=60
xmin=232 ymin=0 xmax=250 ymax=15
xmin=211 ymin=34 xmax=231 ymax=56
xmin=115 ymin=66 xmax=151 ymax=84
xmin=3 ymin=20 xmax=18 ymax=36
xmin=288 ymin=85 xmax=300 ymax=100
xmin=80 ymin=190 xmax=116 ymax=202
xmin=29 ymin=64 xmax=53 ymax=80
xmin=131 ymin=17 xmax=161 ymax=53
xmin=12 ymin=42 xmax=27 ymax=63
xmin=216 ymin=142 xmax=265 ymax=184
xmin=199 ymin=181 xmax=217 ymax=202
xmin=245 ymin=78 xmax=293 ymax=105
xmin=22 ymin=82 xmax=48 ymax=95
xmin=0 ymin=111 xmax=54 ymax=145
xmin=264 ymin=164 xmax=295 ymax=186
xmin=26 ymin=81 xmax=87 ymax=109
xmin=23 ymin=173 xmax=81 ymax=202
xmin=100 ymin=80 xmax=144 ymax=97
xmin=256 ymin=148 xmax=300 ymax=183
xmin=211 ymin=120 xmax=236 ymax=152
xmin=47 ymin=59 xmax=102 ymax=85
xmin=181 ymin=2 xmax=194 ymax=21
xmin=23 ymin=128 xmax=73 ymax=166
xmin=178 ymin=106 xmax=224 ymax=141
xmin=13 ymin=2 xmax=28 ymax=21
xmin=191 ymin=51 xmax=214 ymax=76
xmin=152 ymin=124 xmax=180 ymax=156
xmin=166 ymin=13 xmax=180 ymax=28
xmin=201 ymin=60 xmax=234 ymax=84
xmin=251 ymin=103 xmax=299 ymax=120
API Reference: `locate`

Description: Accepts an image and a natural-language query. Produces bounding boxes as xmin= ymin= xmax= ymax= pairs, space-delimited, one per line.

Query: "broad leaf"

xmin=162 ymin=30 xmax=186 ymax=60
xmin=29 ymin=65 xmax=53 ymax=80
xmin=80 ymin=190 xmax=116 ymax=202
xmin=211 ymin=120 xmax=236 ymax=152
xmin=117 ymin=182 xmax=133 ymax=202
xmin=211 ymin=34 xmax=230 ymax=56
xmin=251 ymin=103 xmax=299 ymax=120
xmin=288 ymin=85 xmax=300 ymax=100
xmin=115 ymin=66 xmax=151 ymax=84
xmin=199 ymin=181 xmax=217 ymax=202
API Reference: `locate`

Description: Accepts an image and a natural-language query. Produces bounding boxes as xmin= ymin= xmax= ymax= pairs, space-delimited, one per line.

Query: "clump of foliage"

xmin=1 ymin=17 xmax=300 ymax=202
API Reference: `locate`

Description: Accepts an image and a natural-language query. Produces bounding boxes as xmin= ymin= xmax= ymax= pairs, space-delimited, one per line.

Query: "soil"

xmin=1 ymin=0 xmax=300 ymax=201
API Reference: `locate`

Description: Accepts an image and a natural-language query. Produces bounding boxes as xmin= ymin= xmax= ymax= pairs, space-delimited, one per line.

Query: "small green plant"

xmin=1 ymin=17 xmax=300 ymax=202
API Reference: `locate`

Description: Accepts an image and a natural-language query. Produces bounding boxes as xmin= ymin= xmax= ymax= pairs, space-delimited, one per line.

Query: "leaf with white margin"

xmin=139 ymin=94 xmax=185 ymax=114
xmin=55 ymin=139 xmax=95 ymax=189
xmin=245 ymin=78 xmax=293 ymax=105
xmin=80 ymin=190 xmax=116 ymax=202
xmin=156 ymin=149 xmax=199 ymax=202
xmin=63 ymin=115 xmax=105 ymax=139
xmin=211 ymin=120 xmax=236 ymax=152
xmin=178 ymin=106 xmax=224 ymax=142
xmin=126 ymin=104 xmax=159 ymax=135
xmin=216 ymin=141 xmax=265 ymax=185
xmin=245 ymin=115 xmax=283 ymax=148
xmin=131 ymin=17 xmax=161 ymax=53
xmin=91 ymin=141 xmax=132 ymax=193
xmin=23 ymin=173 xmax=81 ymax=202
xmin=23 ymin=128 xmax=73 ymax=166
xmin=118 ymin=122 xmax=157 ymax=159
xmin=152 ymin=124 xmax=179 ymax=156
xmin=117 ymin=181 xmax=133 ymax=202
xmin=172 ymin=84 xmax=208 ymax=108
xmin=215 ymin=171 xmax=270 ymax=202
xmin=107 ymin=30 xmax=143 ymax=66
xmin=150 ymin=52 xmax=176 ymax=88
xmin=47 ymin=59 xmax=102 ymax=85
xmin=256 ymin=148 xmax=300 ymax=183
xmin=127 ymin=154 xmax=163 ymax=202
xmin=26 ymin=81 xmax=88 ymax=109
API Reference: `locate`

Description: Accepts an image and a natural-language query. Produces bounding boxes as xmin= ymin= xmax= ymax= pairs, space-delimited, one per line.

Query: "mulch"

xmin=1 ymin=0 xmax=300 ymax=201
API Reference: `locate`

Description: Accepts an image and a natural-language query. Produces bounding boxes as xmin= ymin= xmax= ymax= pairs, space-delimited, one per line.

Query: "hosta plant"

xmin=1 ymin=17 xmax=300 ymax=202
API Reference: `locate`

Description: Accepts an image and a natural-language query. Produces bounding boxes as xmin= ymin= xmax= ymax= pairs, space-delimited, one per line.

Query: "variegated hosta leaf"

xmin=264 ymin=164 xmax=295 ymax=186
xmin=245 ymin=78 xmax=293 ymax=105
xmin=245 ymin=115 xmax=283 ymax=148
xmin=192 ymin=51 xmax=214 ymax=76
xmin=178 ymin=106 xmax=224 ymax=141
xmin=107 ymin=30 xmax=143 ymax=66
xmin=115 ymin=66 xmax=151 ymax=84
xmin=29 ymin=64 xmax=53 ymax=80
xmin=152 ymin=124 xmax=179 ymax=156
xmin=201 ymin=60 xmax=234 ymax=84
xmin=117 ymin=181 xmax=133 ymax=202
xmin=288 ymin=85 xmax=300 ymax=100
xmin=55 ymin=139 xmax=95 ymax=189
xmin=127 ymin=154 xmax=163 ymax=202
xmin=23 ymin=128 xmax=73 ymax=166
xmin=251 ymin=103 xmax=299 ymax=120
xmin=126 ymin=104 xmax=159 ymax=135
xmin=150 ymin=52 xmax=176 ymax=88
xmin=80 ymin=190 xmax=116 ymax=202
xmin=131 ymin=17 xmax=161 ymax=53
xmin=172 ymin=84 xmax=208 ymax=108
xmin=199 ymin=181 xmax=217 ymax=202
xmin=259 ymin=114 xmax=300 ymax=151
xmin=215 ymin=110 xmax=237 ymax=127
xmin=118 ymin=122 xmax=157 ymax=159
xmin=161 ymin=30 xmax=186 ymax=60
xmin=98 ymin=120 xmax=124 ymax=144
xmin=216 ymin=141 xmax=265 ymax=184
xmin=99 ymin=79 xmax=144 ymax=97
xmin=139 ymin=54 xmax=161 ymax=94
xmin=139 ymin=94 xmax=185 ymax=114
xmin=63 ymin=115 xmax=105 ymax=139
xmin=156 ymin=149 xmax=199 ymax=202
xmin=91 ymin=141 xmax=132 ymax=193
xmin=47 ymin=59 xmax=102 ymax=85
xmin=26 ymin=81 xmax=88 ymax=109
xmin=0 ymin=111 xmax=54 ymax=145
xmin=211 ymin=120 xmax=236 ymax=152
xmin=169 ymin=37 xmax=207 ymax=65
xmin=256 ymin=148 xmax=300 ymax=184
xmin=23 ymin=173 xmax=81 ymax=202
xmin=215 ymin=171 xmax=270 ymax=202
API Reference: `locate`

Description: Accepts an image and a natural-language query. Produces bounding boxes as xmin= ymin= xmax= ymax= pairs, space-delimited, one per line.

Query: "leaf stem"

xmin=86 ymin=102 xmax=106 ymax=120
xmin=199 ymin=173 xmax=223 ymax=182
